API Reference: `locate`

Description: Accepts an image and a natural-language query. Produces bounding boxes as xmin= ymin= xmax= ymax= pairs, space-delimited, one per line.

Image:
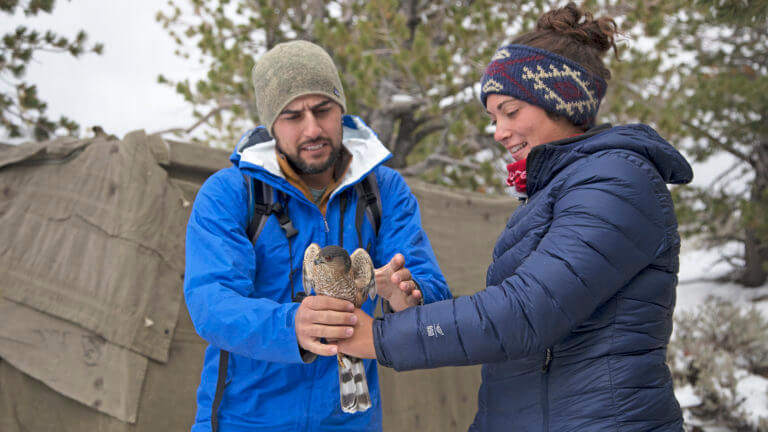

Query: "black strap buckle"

xmin=276 ymin=212 xmax=298 ymax=238
xmin=363 ymin=192 xmax=377 ymax=206
xmin=252 ymin=202 xmax=271 ymax=215
xmin=281 ymin=221 xmax=298 ymax=238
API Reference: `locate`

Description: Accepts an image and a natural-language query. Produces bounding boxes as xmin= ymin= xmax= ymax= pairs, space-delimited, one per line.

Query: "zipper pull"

xmin=542 ymin=348 xmax=552 ymax=373
xmin=323 ymin=217 xmax=330 ymax=233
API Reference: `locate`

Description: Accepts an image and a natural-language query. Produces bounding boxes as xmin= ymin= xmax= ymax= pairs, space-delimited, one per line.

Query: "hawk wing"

xmin=350 ymin=248 xmax=376 ymax=307
xmin=302 ymin=243 xmax=321 ymax=296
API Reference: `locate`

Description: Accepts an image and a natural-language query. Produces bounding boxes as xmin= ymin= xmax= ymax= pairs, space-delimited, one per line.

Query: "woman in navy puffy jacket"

xmin=338 ymin=3 xmax=693 ymax=431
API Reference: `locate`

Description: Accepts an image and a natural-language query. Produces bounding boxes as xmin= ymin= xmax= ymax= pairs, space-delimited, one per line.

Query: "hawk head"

xmin=315 ymin=245 xmax=352 ymax=274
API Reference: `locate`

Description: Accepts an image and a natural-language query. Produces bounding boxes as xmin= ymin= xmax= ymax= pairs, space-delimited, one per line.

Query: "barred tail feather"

xmin=350 ymin=355 xmax=371 ymax=411
xmin=338 ymin=354 xmax=371 ymax=413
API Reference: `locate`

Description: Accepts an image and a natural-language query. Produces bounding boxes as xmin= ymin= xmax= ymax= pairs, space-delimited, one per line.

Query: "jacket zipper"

xmin=542 ymin=348 xmax=552 ymax=432
xmin=542 ymin=348 xmax=552 ymax=372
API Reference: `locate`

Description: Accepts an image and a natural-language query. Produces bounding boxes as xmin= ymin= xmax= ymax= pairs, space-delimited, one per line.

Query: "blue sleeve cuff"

xmin=373 ymin=317 xmax=393 ymax=368
xmin=283 ymin=302 xmax=316 ymax=364
xmin=413 ymin=277 xmax=430 ymax=305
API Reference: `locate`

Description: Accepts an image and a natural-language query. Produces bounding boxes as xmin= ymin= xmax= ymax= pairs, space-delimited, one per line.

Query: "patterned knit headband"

xmin=480 ymin=44 xmax=607 ymax=128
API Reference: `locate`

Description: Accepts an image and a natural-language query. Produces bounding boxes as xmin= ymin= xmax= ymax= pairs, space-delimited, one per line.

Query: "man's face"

xmin=272 ymin=95 xmax=343 ymax=175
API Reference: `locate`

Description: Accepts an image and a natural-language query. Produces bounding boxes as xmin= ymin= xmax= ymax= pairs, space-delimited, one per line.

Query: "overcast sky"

xmin=1 ymin=0 xmax=200 ymax=139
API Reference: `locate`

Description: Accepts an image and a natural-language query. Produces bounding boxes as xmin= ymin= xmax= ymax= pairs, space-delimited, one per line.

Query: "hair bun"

xmin=536 ymin=2 xmax=618 ymax=55
xmin=537 ymin=2 xmax=582 ymax=32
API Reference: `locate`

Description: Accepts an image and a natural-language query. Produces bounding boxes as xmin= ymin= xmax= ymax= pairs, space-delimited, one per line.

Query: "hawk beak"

xmin=314 ymin=257 xmax=321 ymax=265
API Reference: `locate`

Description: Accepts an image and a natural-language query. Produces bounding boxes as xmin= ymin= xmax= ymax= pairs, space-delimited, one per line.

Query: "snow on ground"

xmin=676 ymin=384 xmax=702 ymax=408
xmin=677 ymin=243 xmax=768 ymax=315
xmin=737 ymin=372 xmax=768 ymax=424
xmin=676 ymin=243 xmax=768 ymax=430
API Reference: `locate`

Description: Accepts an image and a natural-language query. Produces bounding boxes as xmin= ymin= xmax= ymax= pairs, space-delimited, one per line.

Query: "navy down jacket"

xmin=373 ymin=124 xmax=693 ymax=431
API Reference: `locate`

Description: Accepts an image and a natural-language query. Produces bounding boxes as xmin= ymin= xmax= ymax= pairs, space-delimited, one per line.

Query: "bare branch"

xmin=429 ymin=153 xmax=480 ymax=170
xmin=379 ymin=96 xmax=429 ymax=116
xmin=412 ymin=120 xmax=447 ymax=144
xmin=708 ymin=159 xmax=750 ymax=189
xmin=400 ymin=153 xmax=480 ymax=176
xmin=185 ymin=102 xmax=237 ymax=133
xmin=420 ymin=2 xmax=453 ymax=24
xmin=699 ymin=232 xmax=746 ymax=245
xmin=678 ymin=276 xmax=732 ymax=285
xmin=153 ymin=102 xmax=236 ymax=136
xmin=681 ymin=120 xmax=753 ymax=165
xmin=360 ymin=48 xmax=395 ymax=56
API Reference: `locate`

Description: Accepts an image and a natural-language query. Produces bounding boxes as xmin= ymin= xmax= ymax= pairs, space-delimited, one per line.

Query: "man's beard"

xmin=279 ymin=137 xmax=342 ymax=175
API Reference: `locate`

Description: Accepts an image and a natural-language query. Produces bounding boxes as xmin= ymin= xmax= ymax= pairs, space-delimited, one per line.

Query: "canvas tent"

xmin=0 ymin=132 xmax=516 ymax=431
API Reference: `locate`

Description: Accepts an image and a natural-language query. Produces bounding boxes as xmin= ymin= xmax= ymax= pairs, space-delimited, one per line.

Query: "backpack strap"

xmin=354 ymin=173 xmax=382 ymax=249
xmin=244 ymin=174 xmax=275 ymax=243
xmin=243 ymin=173 xmax=298 ymax=242
xmin=211 ymin=350 xmax=229 ymax=432
xmin=212 ymin=174 xmax=299 ymax=432
xmin=212 ymin=128 xmax=303 ymax=432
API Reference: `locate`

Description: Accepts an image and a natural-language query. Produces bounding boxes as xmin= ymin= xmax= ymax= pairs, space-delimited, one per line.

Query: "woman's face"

xmin=486 ymin=94 xmax=582 ymax=161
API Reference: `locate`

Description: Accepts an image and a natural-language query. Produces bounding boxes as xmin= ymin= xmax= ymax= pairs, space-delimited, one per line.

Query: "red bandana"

xmin=506 ymin=159 xmax=527 ymax=194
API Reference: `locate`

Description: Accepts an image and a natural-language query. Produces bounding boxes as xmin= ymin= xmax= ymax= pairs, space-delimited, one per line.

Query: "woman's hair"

xmin=512 ymin=2 xmax=619 ymax=81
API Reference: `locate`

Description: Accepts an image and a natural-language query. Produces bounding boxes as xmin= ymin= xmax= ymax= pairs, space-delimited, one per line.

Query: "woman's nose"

xmin=494 ymin=123 xmax=508 ymax=144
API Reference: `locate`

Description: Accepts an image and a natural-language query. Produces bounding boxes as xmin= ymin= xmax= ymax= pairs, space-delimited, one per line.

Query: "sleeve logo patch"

xmin=426 ymin=324 xmax=445 ymax=338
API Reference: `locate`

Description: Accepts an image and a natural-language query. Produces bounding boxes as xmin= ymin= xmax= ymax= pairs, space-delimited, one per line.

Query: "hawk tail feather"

xmin=338 ymin=354 xmax=371 ymax=413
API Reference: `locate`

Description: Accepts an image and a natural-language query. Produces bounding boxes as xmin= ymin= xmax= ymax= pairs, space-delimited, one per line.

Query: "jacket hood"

xmin=526 ymin=124 xmax=693 ymax=196
xmin=229 ymin=115 xmax=391 ymax=193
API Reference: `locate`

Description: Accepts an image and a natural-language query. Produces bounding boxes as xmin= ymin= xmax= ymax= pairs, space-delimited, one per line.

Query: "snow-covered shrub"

xmin=668 ymin=297 xmax=768 ymax=431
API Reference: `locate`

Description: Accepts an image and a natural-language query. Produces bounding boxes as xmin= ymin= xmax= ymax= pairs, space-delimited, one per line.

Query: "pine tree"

xmin=594 ymin=0 xmax=768 ymax=286
xmin=156 ymin=0 xmax=551 ymax=193
xmin=159 ymin=1 xmax=768 ymax=283
xmin=0 ymin=0 xmax=103 ymax=141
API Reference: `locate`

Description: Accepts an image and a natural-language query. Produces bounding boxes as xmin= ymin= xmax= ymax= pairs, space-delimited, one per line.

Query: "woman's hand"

xmin=375 ymin=253 xmax=422 ymax=312
xmin=336 ymin=308 xmax=376 ymax=359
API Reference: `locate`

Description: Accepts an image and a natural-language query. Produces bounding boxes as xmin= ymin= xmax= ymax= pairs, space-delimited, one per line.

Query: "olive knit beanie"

xmin=251 ymin=40 xmax=347 ymax=135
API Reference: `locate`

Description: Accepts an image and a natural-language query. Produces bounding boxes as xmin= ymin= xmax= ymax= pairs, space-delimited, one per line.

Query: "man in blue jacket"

xmin=183 ymin=40 xmax=450 ymax=432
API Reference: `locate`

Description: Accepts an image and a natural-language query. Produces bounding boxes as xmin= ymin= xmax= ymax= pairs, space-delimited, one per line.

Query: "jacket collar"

xmin=232 ymin=115 xmax=392 ymax=196
xmin=525 ymin=123 xmax=693 ymax=196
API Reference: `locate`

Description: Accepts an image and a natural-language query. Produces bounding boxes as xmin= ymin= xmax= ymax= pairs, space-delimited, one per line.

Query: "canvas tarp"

xmin=0 ymin=131 xmax=190 ymax=423
xmin=0 ymin=132 xmax=516 ymax=431
xmin=0 ymin=131 xmax=186 ymax=363
xmin=0 ymin=298 xmax=148 ymax=423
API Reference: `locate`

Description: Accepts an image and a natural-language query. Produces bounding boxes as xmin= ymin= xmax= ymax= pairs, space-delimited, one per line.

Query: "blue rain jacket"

xmin=373 ymin=124 xmax=693 ymax=432
xmin=184 ymin=115 xmax=451 ymax=432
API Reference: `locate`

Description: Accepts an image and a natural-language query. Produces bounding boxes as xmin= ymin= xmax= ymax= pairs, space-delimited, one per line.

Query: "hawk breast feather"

xmin=302 ymin=243 xmax=375 ymax=307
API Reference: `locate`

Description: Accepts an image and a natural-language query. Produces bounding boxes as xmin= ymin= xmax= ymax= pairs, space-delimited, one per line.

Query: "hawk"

xmin=303 ymin=243 xmax=376 ymax=413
